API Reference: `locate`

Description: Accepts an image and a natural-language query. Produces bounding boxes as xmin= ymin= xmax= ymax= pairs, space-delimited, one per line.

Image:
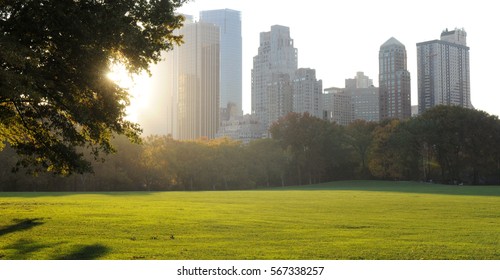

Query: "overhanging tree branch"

xmin=1 ymin=0 xmax=188 ymax=174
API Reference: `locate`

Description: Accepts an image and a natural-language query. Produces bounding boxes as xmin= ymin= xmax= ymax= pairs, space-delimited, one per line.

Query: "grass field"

xmin=0 ymin=181 xmax=499 ymax=260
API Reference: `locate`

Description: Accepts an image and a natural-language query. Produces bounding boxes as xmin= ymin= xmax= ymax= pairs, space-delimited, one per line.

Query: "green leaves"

xmin=415 ymin=106 xmax=500 ymax=184
xmin=368 ymin=106 xmax=500 ymax=184
xmin=270 ymin=113 xmax=345 ymax=184
xmin=0 ymin=0 xmax=187 ymax=174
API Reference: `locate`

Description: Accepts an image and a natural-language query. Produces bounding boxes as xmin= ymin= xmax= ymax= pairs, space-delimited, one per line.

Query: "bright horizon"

xmin=123 ymin=0 xmax=500 ymax=135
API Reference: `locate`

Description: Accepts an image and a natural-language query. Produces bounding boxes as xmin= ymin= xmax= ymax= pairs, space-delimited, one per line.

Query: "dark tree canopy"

xmin=1 ymin=106 xmax=499 ymax=191
xmin=270 ymin=112 xmax=346 ymax=185
xmin=0 ymin=0 xmax=187 ymax=174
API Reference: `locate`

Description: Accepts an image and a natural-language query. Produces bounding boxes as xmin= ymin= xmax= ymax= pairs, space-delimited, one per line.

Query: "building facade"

xmin=323 ymin=87 xmax=353 ymax=126
xmin=344 ymin=72 xmax=379 ymax=122
xmin=200 ymin=9 xmax=243 ymax=115
xmin=252 ymin=25 xmax=298 ymax=130
xmin=346 ymin=87 xmax=379 ymax=122
xmin=267 ymin=73 xmax=293 ymax=127
xmin=379 ymin=37 xmax=411 ymax=120
xmin=346 ymin=71 xmax=373 ymax=90
xmin=165 ymin=17 xmax=220 ymax=140
xmin=216 ymin=113 xmax=264 ymax=144
xmin=293 ymin=68 xmax=323 ymax=119
xmin=417 ymin=28 xmax=471 ymax=114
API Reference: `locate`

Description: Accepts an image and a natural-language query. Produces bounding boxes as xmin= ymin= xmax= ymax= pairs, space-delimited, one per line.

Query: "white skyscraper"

xmin=252 ymin=25 xmax=298 ymax=130
xmin=200 ymin=9 xmax=243 ymax=115
xmin=417 ymin=28 xmax=471 ymax=114
xmin=293 ymin=68 xmax=323 ymax=119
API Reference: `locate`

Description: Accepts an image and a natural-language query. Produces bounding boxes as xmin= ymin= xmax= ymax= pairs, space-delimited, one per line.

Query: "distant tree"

xmin=0 ymin=0 xmax=186 ymax=174
xmin=246 ymin=139 xmax=287 ymax=187
xmin=90 ymin=134 xmax=144 ymax=191
xmin=270 ymin=112 xmax=341 ymax=185
xmin=368 ymin=119 xmax=405 ymax=180
xmin=0 ymin=144 xmax=19 ymax=191
xmin=345 ymin=120 xmax=377 ymax=178
xmin=208 ymin=137 xmax=249 ymax=190
xmin=416 ymin=106 xmax=500 ymax=184
xmin=141 ymin=135 xmax=178 ymax=190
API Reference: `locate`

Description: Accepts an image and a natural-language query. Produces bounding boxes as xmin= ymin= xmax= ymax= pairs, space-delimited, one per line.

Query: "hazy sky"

xmin=130 ymin=0 xmax=500 ymax=134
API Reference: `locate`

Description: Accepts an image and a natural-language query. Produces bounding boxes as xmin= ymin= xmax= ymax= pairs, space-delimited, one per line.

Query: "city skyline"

xmin=126 ymin=0 xmax=499 ymax=135
xmin=174 ymin=0 xmax=498 ymax=117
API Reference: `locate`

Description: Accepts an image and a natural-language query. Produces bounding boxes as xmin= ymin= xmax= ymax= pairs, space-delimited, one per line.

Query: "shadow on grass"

xmin=0 ymin=218 xmax=45 ymax=237
xmin=0 ymin=218 xmax=108 ymax=260
xmin=1 ymin=238 xmax=54 ymax=259
xmin=1 ymin=240 xmax=109 ymax=260
xmin=56 ymin=244 xmax=110 ymax=260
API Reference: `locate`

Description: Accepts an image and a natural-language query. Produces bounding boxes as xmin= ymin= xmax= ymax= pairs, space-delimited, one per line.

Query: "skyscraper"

xmin=200 ymin=9 xmax=243 ymax=115
xmin=417 ymin=28 xmax=471 ymax=114
xmin=379 ymin=37 xmax=411 ymax=120
xmin=165 ymin=16 xmax=220 ymax=140
xmin=267 ymin=73 xmax=293 ymax=125
xmin=252 ymin=25 xmax=298 ymax=130
xmin=344 ymin=72 xmax=379 ymax=122
xmin=293 ymin=68 xmax=323 ymax=119
xmin=322 ymin=87 xmax=353 ymax=126
xmin=346 ymin=71 xmax=373 ymax=90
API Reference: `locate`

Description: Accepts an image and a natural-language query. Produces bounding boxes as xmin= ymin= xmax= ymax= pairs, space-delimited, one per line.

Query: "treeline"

xmin=1 ymin=106 xmax=500 ymax=191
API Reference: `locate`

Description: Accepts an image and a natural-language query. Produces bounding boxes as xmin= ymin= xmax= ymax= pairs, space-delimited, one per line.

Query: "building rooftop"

xmin=441 ymin=27 xmax=466 ymax=37
xmin=381 ymin=37 xmax=404 ymax=48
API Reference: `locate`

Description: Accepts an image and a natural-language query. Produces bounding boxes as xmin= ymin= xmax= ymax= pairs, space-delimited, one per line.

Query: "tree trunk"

xmin=297 ymin=164 xmax=302 ymax=185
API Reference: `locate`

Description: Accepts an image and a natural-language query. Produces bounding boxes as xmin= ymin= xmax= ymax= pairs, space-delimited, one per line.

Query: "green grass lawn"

xmin=0 ymin=181 xmax=499 ymax=260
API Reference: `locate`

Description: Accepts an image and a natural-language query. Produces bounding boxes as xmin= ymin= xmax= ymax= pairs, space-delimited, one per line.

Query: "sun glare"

xmin=107 ymin=64 xmax=151 ymax=124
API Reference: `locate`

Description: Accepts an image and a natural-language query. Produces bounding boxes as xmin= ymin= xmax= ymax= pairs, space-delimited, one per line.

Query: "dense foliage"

xmin=1 ymin=106 xmax=499 ymax=191
xmin=0 ymin=0 xmax=186 ymax=174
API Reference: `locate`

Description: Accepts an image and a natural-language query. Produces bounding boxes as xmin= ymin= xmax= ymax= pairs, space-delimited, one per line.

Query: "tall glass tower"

xmin=379 ymin=37 xmax=411 ymax=120
xmin=200 ymin=9 xmax=242 ymax=116
xmin=165 ymin=16 xmax=220 ymax=140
